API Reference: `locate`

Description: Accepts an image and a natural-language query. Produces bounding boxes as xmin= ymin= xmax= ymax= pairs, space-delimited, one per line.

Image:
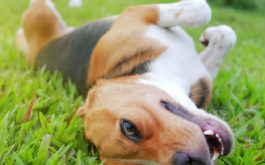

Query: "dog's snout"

xmin=172 ymin=152 xmax=211 ymax=165
xmin=172 ymin=152 xmax=189 ymax=165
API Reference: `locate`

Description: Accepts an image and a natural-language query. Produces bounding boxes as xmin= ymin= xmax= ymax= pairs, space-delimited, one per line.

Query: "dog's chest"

xmin=139 ymin=25 xmax=210 ymax=109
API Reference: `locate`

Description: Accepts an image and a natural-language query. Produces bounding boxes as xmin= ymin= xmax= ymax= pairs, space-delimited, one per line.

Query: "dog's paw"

xmin=200 ymin=25 xmax=237 ymax=51
xmin=68 ymin=0 xmax=82 ymax=8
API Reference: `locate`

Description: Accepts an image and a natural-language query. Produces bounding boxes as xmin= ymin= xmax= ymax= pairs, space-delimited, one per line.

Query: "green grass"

xmin=0 ymin=0 xmax=264 ymax=164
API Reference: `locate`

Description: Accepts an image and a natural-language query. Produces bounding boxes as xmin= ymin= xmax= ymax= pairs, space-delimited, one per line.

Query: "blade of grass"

xmin=33 ymin=134 xmax=51 ymax=164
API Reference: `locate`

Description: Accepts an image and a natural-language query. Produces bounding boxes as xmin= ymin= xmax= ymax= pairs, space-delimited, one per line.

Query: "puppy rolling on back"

xmin=17 ymin=0 xmax=236 ymax=164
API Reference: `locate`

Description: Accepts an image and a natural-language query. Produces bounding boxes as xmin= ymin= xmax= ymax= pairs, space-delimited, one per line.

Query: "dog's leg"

xmin=199 ymin=25 xmax=237 ymax=79
xmin=157 ymin=0 xmax=211 ymax=27
xmin=87 ymin=0 xmax=212 ymax=85
xmin=22 ymin=0 xmax=73 ymax=64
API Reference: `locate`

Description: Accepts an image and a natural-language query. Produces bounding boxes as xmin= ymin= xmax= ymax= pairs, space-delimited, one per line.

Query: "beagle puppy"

xmin=16 ymin=0 xmax=237 ymax=164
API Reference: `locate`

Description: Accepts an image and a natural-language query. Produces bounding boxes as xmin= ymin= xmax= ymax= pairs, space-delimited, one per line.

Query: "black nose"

xmin=172 ymin=152 xmax=189 ymax=165
xmin=172 ymin=152 xmax=211 ymax=165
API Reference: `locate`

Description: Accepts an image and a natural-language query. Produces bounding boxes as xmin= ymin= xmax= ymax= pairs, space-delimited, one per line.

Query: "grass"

xmin=0 ymin=0 xmax=264 ymax=164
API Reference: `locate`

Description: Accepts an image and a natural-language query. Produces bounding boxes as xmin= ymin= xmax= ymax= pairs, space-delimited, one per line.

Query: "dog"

xmin=16 ymin=0 xmax=237 ymax=164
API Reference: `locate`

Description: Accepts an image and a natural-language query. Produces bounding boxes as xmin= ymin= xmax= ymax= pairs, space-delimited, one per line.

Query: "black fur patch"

xmin=102 ymin=47 xmax=152 ymax=79
xmin=36 ymin=19 xmax=114 ymax=96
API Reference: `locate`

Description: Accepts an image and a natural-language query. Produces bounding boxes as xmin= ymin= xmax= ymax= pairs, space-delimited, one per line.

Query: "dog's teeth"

xmin=220 ymin=141 xmax=224 ymax=155
xmin=203 ymin=131 xmax=225 ymax=157
xmin=221 ymin=146 xmax=224 ymax=155
xmin=211 ymin=150 xmax=220 ymax=161
xmin=203 ymin=130 xmax=214 ymax=135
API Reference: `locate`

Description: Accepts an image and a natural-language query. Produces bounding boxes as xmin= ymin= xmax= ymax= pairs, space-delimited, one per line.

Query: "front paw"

xmin=200 ymin=25 xmax=237 ymax=50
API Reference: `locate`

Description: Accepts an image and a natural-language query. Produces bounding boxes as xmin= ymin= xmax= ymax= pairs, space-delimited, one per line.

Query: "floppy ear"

xmin=77 ymin=88 xmax=97 ymax=118
xmin=77 ymin=105 xmax=86 ymax=118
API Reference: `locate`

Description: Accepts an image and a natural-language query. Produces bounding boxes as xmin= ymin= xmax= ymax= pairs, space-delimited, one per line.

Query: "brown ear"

xmin=77 ymin=88 xmax=98 ymax=118
xmin=77 ymin=105 xmax=86 ymax=118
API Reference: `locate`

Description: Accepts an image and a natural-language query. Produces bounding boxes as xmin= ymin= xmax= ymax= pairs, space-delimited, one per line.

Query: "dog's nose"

xmin=172 ymin=152 xmax=189 ymax=165
xmin=172 ymin=152 xmax=211 ymax=165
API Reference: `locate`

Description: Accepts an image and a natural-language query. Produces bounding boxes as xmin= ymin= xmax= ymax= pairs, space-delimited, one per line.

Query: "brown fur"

xmin=21 ymin=0 xmax=68 ymax=64
xmin=86 ymin=5 xmax=167 ymax=86
xmin=79 ymin=77 xmax=210 ymax=165
xmin=190 ymin=77 xmax=212 ymax=109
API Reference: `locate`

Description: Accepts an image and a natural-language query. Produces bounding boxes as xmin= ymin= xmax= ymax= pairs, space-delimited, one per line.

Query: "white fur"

xmin=15 ymin=28 xmax=28 ymax=53
xmin=68 ymin=0 xmax=82 ymax=8
xmin=31 ymin=0 xmax=82 ymax=8
xmin=17 ymin=28 xmax=23 ymax=34
xmin=139 ymin=25 xmax=210 ymax=115
xmin=45 ymin=0 xmax=76 ymax=33
xmin=158 ymin=0 xmax=211 ymax=27
xmin=199 ymin=25 xmax=237 ymax=78
xmin=138 ymin=0 xmax=212 ymax=114
xmin=45 ymin=0 xmax=68 ymax=30
xmin=137 ymin=0 xmax=235 ymax=146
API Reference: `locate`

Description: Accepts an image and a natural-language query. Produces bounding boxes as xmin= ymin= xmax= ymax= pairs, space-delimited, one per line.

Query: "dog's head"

xmin=78 ymin=77 xmax=233 ymax=165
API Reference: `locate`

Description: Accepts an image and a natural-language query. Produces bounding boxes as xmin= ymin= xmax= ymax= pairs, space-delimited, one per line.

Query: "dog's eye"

xmin=120 ymin=119 xmax=142 ymax=143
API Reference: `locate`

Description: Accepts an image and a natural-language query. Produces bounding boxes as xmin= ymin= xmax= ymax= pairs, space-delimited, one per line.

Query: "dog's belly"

xmin=36 ymin=19 xmax=114 ymax=96
xmin=139 ymin=25 xmax=211 ymax=110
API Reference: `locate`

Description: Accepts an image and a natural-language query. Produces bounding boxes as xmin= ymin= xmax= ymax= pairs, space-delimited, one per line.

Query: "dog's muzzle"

xmin=161 ymin=101 xmax=233 ymax=163
xmin=172 ymin=152 xmax=211 ymax=165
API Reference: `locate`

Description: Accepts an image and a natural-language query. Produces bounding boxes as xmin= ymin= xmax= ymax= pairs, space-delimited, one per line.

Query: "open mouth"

xmin=202 ymin=129 xmax=224 ymax=161
xmin=160 ymin=101 xmax=233 ymax=161
xmin=199 ymin=118 xmax=233 ymax=161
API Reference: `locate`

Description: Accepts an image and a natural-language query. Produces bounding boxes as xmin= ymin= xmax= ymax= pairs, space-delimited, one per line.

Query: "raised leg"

xmin=87 ymin=0 xmax=212 ymax=85
xmin=199 ymin=25 xmax=237 ymax=79
xmin=158 ymin=0 xmax=211 ymax=27
xmin=21 ymin=0 xmax=73 ymax=64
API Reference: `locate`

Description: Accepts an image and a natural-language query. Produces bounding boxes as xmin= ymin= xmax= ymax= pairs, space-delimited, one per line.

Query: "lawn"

xmin=0 ymin=0 xmax=264 ymax=164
